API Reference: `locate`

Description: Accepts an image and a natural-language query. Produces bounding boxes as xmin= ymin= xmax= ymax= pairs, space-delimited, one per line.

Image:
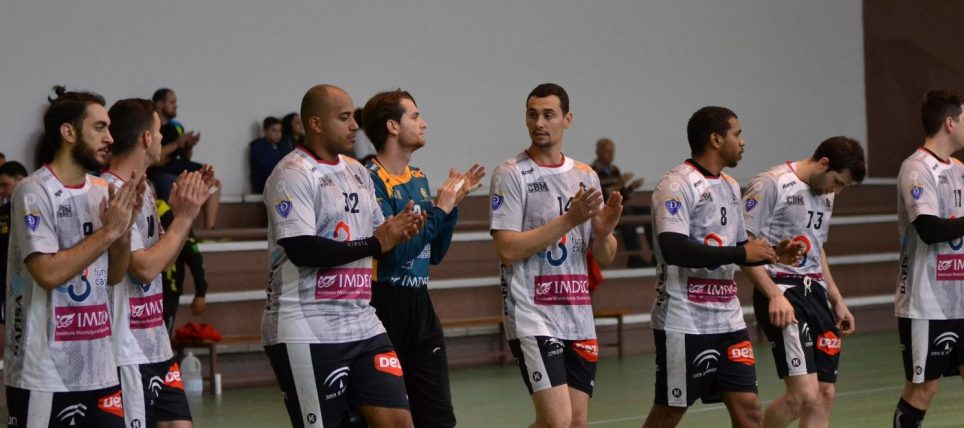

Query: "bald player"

xmin=261 ymin=84 xmax=423 ymax=428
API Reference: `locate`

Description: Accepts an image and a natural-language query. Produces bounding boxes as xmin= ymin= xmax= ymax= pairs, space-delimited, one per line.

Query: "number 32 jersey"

xmin=896 ymin=148 xmax=964 ymax=320
xmin=262 ymin=148 xmax=386 ymax=345
xmin=651 ymin=161 xmax=747 ymax=334
xmin=489 ymin=152 xmax=600 ymax=341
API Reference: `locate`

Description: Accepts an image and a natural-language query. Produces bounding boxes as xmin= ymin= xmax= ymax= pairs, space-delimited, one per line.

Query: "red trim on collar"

xmin=43 ymin=165 xmax=86 ymax=189
xmin=296 ymin=146 xmax=340 ymax=165
xmin=525 ymin=150 xmax=565 ymax=168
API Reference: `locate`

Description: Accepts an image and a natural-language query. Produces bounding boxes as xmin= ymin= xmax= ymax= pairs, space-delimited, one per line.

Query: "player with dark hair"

xmin=892 ymin=88 xmax=964 ymax=427
xmin=363 ymin=89 xmax=484 ymax=427
xmin=5 ymin=86 xmax=143 ymax=427
xmin=262 ymin=84 xmax=424 ymax=428
xmin=106 ymin=98 xmax=215 ymax=428
xmin=742 ymin=136 xmax=865 ymax=427
xmin=643 ymin=106 xmax=801 ymax=428
xmin=490 ymin=83 xmax=621 ymax=428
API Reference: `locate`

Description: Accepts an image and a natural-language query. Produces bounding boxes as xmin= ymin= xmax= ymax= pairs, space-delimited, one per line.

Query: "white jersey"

xmin=103 ymin=172 xmax=172 ymax=365
xmin=743 ymin=162 xmax=834 ymax=286
xmin=651 ymin=161 xmax=747 ymax=334
xmin=262 ymin=148 xmax=386 ymax=345
xmin=4 ymin=167 xmax=117 ymax=391
xmin=489 ymin=152 xmax=600 ymax=341
xmin=896 ymin=148 xmax=964 ymax=319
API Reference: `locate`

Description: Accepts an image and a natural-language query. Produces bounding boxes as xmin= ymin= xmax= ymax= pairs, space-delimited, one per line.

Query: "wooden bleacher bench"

xmin=173 ymin=335 xmax=261 ymax=393
xmin=442 ymin=316 xmax=509 ymax=363
xmin=593 ymin=310 xmax=627 ymax=358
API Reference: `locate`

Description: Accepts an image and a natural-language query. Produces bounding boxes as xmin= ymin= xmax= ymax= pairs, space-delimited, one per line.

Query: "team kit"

xmin=5 ymin=83 xmax=964 ymax=428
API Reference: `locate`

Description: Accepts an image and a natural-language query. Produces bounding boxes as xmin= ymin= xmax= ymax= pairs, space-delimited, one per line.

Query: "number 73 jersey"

xmin=743 ymin=162 xmax=834 ymax=280
xmin=896 ymin=148 xmax=964 ymax=319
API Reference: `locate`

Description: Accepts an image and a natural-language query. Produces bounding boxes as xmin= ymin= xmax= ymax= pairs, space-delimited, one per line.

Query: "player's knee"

xmin=385 ymin=412 xmax=413 ymax=428
xmin=569 ymin=409 xmax=588 ymax=428
xmin=905 ymin=380 xmax=939 ymax=403
xmin=818 ymin=383 xmax=836 ymax=406
xmin=786 ymin=387 xmax=821 ymax=414
xmin=646 ymin=405 xmax=686 ymax=428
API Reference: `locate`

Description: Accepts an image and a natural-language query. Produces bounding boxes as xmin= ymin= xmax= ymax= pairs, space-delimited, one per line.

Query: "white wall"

xmin=0 ymin=1 xmax=865 ymax=196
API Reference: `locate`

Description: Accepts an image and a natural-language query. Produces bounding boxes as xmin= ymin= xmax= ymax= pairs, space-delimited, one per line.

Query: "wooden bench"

xmin=172 ymin=335 xmax=261 ymax=394
xmin=593 ymin=311 xmax=626 ymax=358
xmin=442 ymin=316 xmax=508 ymax=363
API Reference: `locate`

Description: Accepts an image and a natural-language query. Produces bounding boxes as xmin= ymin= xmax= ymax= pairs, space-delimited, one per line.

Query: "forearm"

xmin=591 ymin=234 xmax=617 ymax=267
xmin=384 ymin=207 xmax=447 ymax=265
xmin=493 ymin=214 xmax=579 ymax=265
xmin=279 ymin=235 xmax=382 ymax=268
xmin=26 ymin=228 xmax=119 ymax=289
xmin=129 ymin=216 xmax=193 ymax=283
xmin=107 ymin=235 xmax=132 ymax=285
xmin=429 ymin=208 xmax=458 ymax=265
xmin=657 ymin=232 xmax=746 ymax=268
xmin=913 ymin=215 xmax=964 ymax=244
xmin=821 ymin=250 xmax=845 ymax=306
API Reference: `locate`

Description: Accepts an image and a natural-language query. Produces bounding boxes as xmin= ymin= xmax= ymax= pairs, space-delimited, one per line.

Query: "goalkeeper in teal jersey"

xmin=363 ymin=89 xmax=484 ymax=428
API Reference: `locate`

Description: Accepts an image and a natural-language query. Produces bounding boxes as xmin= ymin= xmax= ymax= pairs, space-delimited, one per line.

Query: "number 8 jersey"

xmin=262 ymin=148 xmax=386 ymax=345
xmin=651 ymin=161 xmax=747 ymax=334
xmin=896 ymin=148 xmax=964 ymax=319
xmin=489 ymin=152 xmax=601 ymax=341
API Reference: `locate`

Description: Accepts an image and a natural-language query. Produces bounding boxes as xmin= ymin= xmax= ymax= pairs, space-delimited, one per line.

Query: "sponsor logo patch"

xmin=744 ymin=196 xmax=759 ymax=212
xmin=98 ymin=390 xmax=124 ymax=418
xmin=275 ymin=198 xmax=292 ymax=218
xmin=572 ymin=339 xmax=599 ymax=362
xmin=527 ymin=182 xmax=549 ymax=193
xmin=817 ymin=331 xmax=841 ymax=356
xmin=23 ymin=212 xmax=40 ymax=232
xmin=665 ymin=198 xmax=681 ymax=215
xmin=315 ymin=268 xmax=372 ymax=300
xmin=533 ymin=274 xmax=591 ymax=306
xmin=911 ymin=186 xmax=923 ymax=200
xmin=686 ymin=277 xmax=737 ymax=304
xmin=936 ymin=254 xmax=964 ymax=281
xmin=374 ymin=352 xmax=403 ymax=376
xmin=491 ymin=193 xmax=504 ymax=211
xmin=165 ymin=363 xmax=185 ymax=390
xmin=129 ymin=293 xmax=165 ymax=329
xmin=727 ymin=340 xmax=755 ymax=365
xmin=54 ymin=303 xmax=111 ymax=341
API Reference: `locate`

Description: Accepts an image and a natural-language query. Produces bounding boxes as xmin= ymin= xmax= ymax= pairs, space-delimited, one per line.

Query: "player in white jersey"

xmin=741 ymin=136 xmax=865 ymax=428
xmin=644 ymin=106 xmax=801 ymax=428
xmin=892 ymin=89 xmax=964 ymax=428
xmin=5 ymin=87 xmax=143 ymax=428
xmin=262 ymin=84 xmax=423 ymax=428
xmin=490 ymin=83 xmax=621 ymax=428
xmin=106 ymin=98 xmax=215 ymax=428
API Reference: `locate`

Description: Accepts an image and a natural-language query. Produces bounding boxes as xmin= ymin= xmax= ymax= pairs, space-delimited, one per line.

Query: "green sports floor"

xmin=9 ymin=330 xmax=964 ymax=427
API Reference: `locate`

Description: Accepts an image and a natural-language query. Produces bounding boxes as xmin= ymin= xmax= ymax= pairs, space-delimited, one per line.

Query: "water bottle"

xmin=181 ymin=352 xmax=203 ymax=395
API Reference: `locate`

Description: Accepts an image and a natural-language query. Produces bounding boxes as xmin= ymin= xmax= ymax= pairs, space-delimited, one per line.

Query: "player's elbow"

xmin=495 ymin=246 xmax=522 ymax=265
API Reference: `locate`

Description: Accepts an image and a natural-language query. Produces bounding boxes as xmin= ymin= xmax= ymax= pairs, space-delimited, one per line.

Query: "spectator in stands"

xmin=151 ymin=88 xmax=221 ymax=229
xmin=280 ymin=112 xmax=303 ymax=152
xmin=352 ymin=107 xmax=377 ymax=160
xmin=591 ymin=138 xmax=652 ymax=267
xmin=364 ymin=89 xmax=485 ymax=428
xmin=248 ymin=116 xmax=287 ymax=194
xmin=0 ymin=161 xmax=28 ymax=327
xmin=0 ymin=152 xmax=6 ymax=166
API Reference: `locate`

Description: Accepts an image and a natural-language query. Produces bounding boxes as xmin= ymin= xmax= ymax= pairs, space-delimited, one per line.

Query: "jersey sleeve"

xmin=265 ymin=166 xmax=317 ymax=240
xmin=365 ymin=171 xmax=385 ymax=230
xmin=489 ymin=164 xmax=525 ymax=232
xmin=652 ymin=175 xmax=692 ymax=237
xmin=13 ymin=179 xmax=59 ymax=258
xmin=129 ymin=191 xmax=152 ymax=253
xmin=899 ymin=160 xmax=939 ymax=222
xmin=742 ymin=174 xmax=778 ymax=239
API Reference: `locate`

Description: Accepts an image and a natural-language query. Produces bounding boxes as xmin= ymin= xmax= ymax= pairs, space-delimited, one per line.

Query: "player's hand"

xmin=191 ymin=296 xmax=206 ymax=316
xmin=565 ymin=187 xmax=603 ymax=226
xmin=769 ymin=294 xmax=797 ymax=328
xmin=627 ymin=177 xmax=644 ymax=191
xmin=170 ymin=171 xmax=211 ymax=221
xmin=458 ymin=163 xmax=486 ymax=197
xmin=374 ymin=200 xmax=423 ymax=251
xmin=435 ymin=169 xmax=463 ymax=214
xmin=743 ymin=238 xmax=777 ymax=264
xmin=775 ymin=238 xmax=806 ymax=265
xmin=591 ymin=191 xmax=622 ymax=238
xmin=834 ymin=301 xmax=855 ymax=336
xmin=199 ymin=164 xmax=220 ymax=194
xmin=100 ymin=172 xmax=141 ymax=240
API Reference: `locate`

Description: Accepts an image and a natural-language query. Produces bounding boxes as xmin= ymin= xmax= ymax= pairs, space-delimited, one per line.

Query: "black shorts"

xmin=898 ymin=317 xmax=964 ymax=383
xmin=508 ymin=336 xmax=598 ymax=396
xmin=6 ymin=384 xmax=125 ymax=428
xmin=653 ymin=329 xmax=758 ymax=407
xmin=264 ymin=333 xmax=409 ymax=428
xmin=118 ymin=357 xmax=192 ymax=427
xmin=753 ymin=275 xmax=841 ymax=383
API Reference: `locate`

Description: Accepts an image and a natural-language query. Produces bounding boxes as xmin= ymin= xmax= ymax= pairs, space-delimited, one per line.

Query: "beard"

xmin=73 ymin=139 xmax=106 ymax=171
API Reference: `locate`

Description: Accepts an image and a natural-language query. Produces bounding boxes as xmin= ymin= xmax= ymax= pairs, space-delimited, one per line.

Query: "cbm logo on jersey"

xmin=785 ymin=195 xmax=804 ymax=206
xmin=692 ymin=349 xmax=720 ymax=378
xmin=930 ymin=332 xmax=958 ymax=357
xmin=544 ymin=235 xmax=568 ymax=266
xmin=527 ymin=182 xmax=549 ymax=193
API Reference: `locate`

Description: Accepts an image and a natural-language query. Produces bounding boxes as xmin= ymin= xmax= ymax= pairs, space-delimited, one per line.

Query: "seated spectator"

xmin=0 ymin=152 xmax=6 ymax=166
xmin=0 ymin=161 xmax=28 ymax=328
xmin=591 ymin=137 xmax=653 ymax=267
xmin=280 ymin=112 xmax=303 ymax=152
xmin=150 ymin=88 xmax=221 ymax=229
xmin=249 ymin=116 xmax=286 ymax=194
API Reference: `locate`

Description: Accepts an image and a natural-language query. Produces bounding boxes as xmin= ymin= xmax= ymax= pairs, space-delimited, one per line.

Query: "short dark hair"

xmin=42 ymin=85 xmax=106 ymax=154
xmin=353 ymin=108 xmax=364 ymax=130
xmin=152 ymin=88 xmax=174 ymax=103
xmin=686 ymin=106 xmax=737 ymax=156
xmin=921 ymin=89 xmax=964 ymax=138
xmin=262 ymin=116 xmax=281 ymax=130
xmin=0 ymin=161 xmax=28 ymax=179
xmin=812 ymin=136 xmax=866 ymax=183
xmin=108 ymin=98 xmax=156 ymax=157
xmin=363 ymin=89 xmax=415 ymax=152
xmin=527 ymin=83 xmax=569 ymax=114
